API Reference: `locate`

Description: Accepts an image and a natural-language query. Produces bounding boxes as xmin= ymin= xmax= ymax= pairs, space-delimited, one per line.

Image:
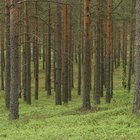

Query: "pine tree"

xmin=9 ymin=0 xmax=19 ymax=120
xmin=82 ymin=0 xmax=91 ymax=109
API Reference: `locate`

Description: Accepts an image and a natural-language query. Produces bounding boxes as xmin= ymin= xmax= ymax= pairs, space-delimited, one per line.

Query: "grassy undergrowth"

xmin=0 ymin=68 xmax=140 ymax=140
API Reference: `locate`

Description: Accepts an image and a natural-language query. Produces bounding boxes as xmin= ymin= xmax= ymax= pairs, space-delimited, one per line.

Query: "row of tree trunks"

xmin=3 ymin=0 xmax=137 ymax=119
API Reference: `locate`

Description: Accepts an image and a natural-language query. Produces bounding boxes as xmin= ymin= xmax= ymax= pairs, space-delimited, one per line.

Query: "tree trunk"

xmin=122 ymin=21 xmax=127 ymax=89
xmin=34 ymin=0 xmax=39 ymax=100
xmin=45 ymin=23 xmax=48 ymax=91
xmin=117 ymin=28 xmax=121 ymax=68
xmin=128 ymin=0 xmax=136 ymax=92
xmin=42 ymin=23 xmax=45 ymax=70
xmin=78 ymin=1 xmax=82 ymax=96
xmin=9 ymin=0 xmax=19 ymax=120
xmin=18 ymin=10 xmax=22 ymax=98
xmin=63 ymin=3 xmax=69 ymax=104
xmin=82 ymin=0 xmax=91 ymax=109
xmin=5 ymin=0 xmax=10 ymax=109
xmin=94 ymin=0 xmax=101 ymax=105
xmin=106 ymin=0 xmax=112 ymax=103
xmin=55 ymin=0 xmax=62 ymax=105
xmin=24 ymin=0 xmax=31 ymax=104
xmin=68 ymin=7 xmax=72 ymax=101
xmin=1 ymin=30 xmax=5 ymax=90
xmin=47 ymin=3 xmax=51 ymax=96
xmin=133 ymin=0 xmax=140 ymax=113
xmin=100 ymin=20 xmax=104 ymax=97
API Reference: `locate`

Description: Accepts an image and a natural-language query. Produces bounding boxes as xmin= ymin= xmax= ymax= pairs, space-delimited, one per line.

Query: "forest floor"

xmin=0 ymin=68 xmax=140 ymax=140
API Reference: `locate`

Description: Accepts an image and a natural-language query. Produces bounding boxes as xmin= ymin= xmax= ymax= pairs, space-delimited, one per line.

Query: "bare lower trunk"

xmin=63 ymin=4 xmax=69 ymax=104
xmin=5 ymin=0 xmax=10 ymax=109
xmin=106 ymin=0 xmax=112 ymax=103
xmin=1 ymin=32 xmax=5 ymax=90
xmin=47 ymin=3 xmax=51 ymax=96
xmin=82 ymin=0 xmax=91 ymax=109
xmin=132 ymin=0 xmax=140 ymax=114
xmin=9 ymin=0 xmax=19 ymax=119
xmin=55 ymin=0 xmax=62 ymax=105
xmin=34 ymin=0 xmax=39 ymax=100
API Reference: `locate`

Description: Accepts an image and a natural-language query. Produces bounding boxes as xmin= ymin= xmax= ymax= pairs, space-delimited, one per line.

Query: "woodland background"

xmin=0 ymin=0 xmax=139 ymax=140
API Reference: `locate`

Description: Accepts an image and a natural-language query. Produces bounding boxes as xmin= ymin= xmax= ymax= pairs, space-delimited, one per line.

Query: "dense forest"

xmin=0 ymin=0 xmax=140 ymax=139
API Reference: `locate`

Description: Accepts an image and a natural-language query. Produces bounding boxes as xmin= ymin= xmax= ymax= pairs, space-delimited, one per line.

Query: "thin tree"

xmin=5 ymin=0 xmax=10 ymax=109
xmin=106 ymin=0 xmax=113 ymax=103
xmin=100 ymin=13 xmax=105 ymax=97
xmin=1 ymin=27 xmax=5 ymax=90
xmin=47 ymin=3 xmax=52 ymax=96
xmin=78 ymin=0 xmax=82 ymax=96
xmin=116 ymin=28 xmax=121 ymax=68
xmin=94 ymin=0 xmax=101 ymax=105
xmin=24 ymin=0 xmax=31 ymax=104
xmin=128 ymin=0 xmax=136 ymax=92
xmin=63 ymin=3 xmax=69 ymax=104
xmin=82 ymin=0 xmax=91 ymax=109
xmin=18 ymin=8 xmax=22 ymax=98
xmin=122 ymin=21 xmax=127 ymax=88
xmin=133 ymin=0 xmax=140 ymax=113
xmin=68 ymin=8 xmax=72 ymax=101
xmin=9 ymin=0 xmax=19 ymax=119
xmin=34 ymin=0 xmax=39 ymax=99
xmin=55 ymin=0 xmax=62 ymax=105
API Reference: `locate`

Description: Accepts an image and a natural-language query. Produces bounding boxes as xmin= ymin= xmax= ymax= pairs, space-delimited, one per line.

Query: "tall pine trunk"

xmin=34 ymin=0 xmax=39 ymax=99
xmin=133 ymin=0 xmax=140 ymax=113
xmin=55 ymin=0 xmax=62 ymax=105
xmin=82 ymin=0 xmax=91 ymax=109
xmin=106 ymin=0 xmax=112 ymax=103
xmin=63 ymin=3 xmax=69 ymax=104
xmin=47 ymin=3 xmax=52 ymax=96
xmin=94 ymin=0 xmax=101 ymax=105
xmin=24 ymin=0 xmax=31 ymax=104
xmin=1 ymin=29 xmax=5 ymax=90
xmin=128 ymin=0 xmax=136 ymax=92
xmin=122 ymin=21 xmax=127 ymax=88
xmin=5 ymin=0 xmax=10 ymax=109
xmin=9 ymin=0 xmax=19 ymax=119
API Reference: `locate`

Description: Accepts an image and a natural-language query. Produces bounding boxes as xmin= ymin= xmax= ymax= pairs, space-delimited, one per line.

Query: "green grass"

xmin=0 ymin=68 xmax=140 ymax=140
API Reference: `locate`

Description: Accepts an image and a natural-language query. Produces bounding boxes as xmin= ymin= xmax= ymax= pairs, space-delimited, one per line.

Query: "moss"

xmin=0 ymin=68 xmax=139 ymax=140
